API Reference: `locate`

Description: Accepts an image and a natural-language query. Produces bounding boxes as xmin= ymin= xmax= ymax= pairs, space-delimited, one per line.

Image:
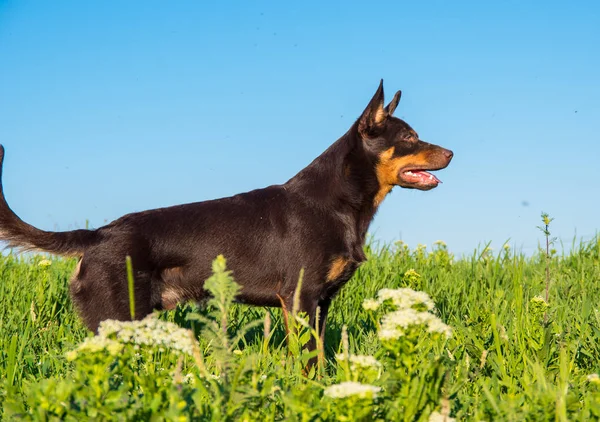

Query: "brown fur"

xmin=327 ymin=256 xmax=350 ymax=282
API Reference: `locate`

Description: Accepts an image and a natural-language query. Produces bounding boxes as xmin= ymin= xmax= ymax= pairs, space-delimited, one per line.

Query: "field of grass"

xmin=1 ymin=234 xmax=600 ymax=420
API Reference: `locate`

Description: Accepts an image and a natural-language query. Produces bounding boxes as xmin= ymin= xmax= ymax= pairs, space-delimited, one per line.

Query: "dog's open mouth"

xmin=399 ymin=169 xmax=441 ymax=190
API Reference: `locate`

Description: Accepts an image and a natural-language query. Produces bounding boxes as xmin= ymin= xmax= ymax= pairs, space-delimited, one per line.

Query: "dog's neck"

xmin=286 ymin=125 xmax=388 ymax=248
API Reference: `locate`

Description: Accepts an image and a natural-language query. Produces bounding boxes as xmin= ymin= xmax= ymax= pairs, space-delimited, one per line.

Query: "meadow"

xmin=1 ymin=228 xmax=600 ymax=420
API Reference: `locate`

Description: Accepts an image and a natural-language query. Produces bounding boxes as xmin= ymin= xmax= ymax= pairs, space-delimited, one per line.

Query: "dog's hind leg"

xmin=69 ymin=259 xmax=154 ymax=333
xmin=315 ymin=298 xmax=331 ymax=360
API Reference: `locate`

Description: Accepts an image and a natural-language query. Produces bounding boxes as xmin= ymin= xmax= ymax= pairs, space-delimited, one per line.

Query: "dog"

xmin=0 ymin=80 xmax=452 ymax=352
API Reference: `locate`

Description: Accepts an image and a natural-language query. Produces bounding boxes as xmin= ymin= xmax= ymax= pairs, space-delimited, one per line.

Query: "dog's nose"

xmin=444 ymin=149 xmax=454 ymax=160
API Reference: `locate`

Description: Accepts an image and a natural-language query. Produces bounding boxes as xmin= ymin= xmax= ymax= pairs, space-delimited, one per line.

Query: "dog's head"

xmin=356 ymin=80 xmax=453 ymax=202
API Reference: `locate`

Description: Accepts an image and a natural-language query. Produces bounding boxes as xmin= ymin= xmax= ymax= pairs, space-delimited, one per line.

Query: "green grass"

xmin=1 ymin=236 xmax=600 ymax=420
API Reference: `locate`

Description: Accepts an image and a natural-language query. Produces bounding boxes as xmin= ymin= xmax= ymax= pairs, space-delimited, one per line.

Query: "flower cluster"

xmin=429 ymin=411 xmax=456 ymax=422
xmin=67 ymin=315 xmax=196 ymax=360
xmin=529 ymin=295 xmax=549 ymax=322
xmin=66 ymin=336 xmax=124 ymax=360
xmin=530 ymin=295 xmax=549 ymax=309
xmin=587 ymin=373 xmax=600 ymax=385
xmin=98 ymin=316 xmax=196 ymax=355
xmin=379 ymin=308 xmax=452 ymax=340
xmin=404 ymin=269 xmax=421 ymax=278
xmin=323 ymin=381 xmax=381 ymax=399
xmin=362 ymin=287 xmax=435 ymax=312
xmin=362 ymin=287 xmax=452 ymax=341
xmin=335 ymin=353 xmax=382 ymax=371
xmin=38 ymin=259 xmax=52 ymax=267
xmin=403 ymin=268 xmax=422 ymax=287
xmin=362 ymin=299 xmax=380 ymax=311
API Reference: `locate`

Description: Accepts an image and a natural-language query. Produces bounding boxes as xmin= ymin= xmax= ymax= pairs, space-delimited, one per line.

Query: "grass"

xmin=1 ymin=235 xmax=600 ymax=420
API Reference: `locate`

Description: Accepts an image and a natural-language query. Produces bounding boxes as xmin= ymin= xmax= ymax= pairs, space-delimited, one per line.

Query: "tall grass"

xmin=1 ymin=235 xmax=599 ymax=420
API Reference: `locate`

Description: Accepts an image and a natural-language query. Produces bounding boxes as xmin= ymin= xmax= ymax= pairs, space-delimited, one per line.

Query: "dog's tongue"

xmin=406 ymin=170 xmax=442 ymax=184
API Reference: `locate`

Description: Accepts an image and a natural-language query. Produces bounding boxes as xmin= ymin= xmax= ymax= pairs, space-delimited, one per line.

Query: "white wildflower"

xmin=381 ymin=308 xmax=430 ymax=329
xmin=365 ymin=288 xmax=451 ymax=341
xmin=433 ymin=240 xmax=447 ymax=247
xmin=378 ymin=328 xmax=404 ymax=341
xmin=429 ymin=411 xmax=456 ymax=422
xmin=66 ymin=336 xmax=124 ymax=360
xmin=427 ymin=317 xmax=453 ymax=338
xmin=336 ymin=354 xmax=381 ymax=370
xmin=323 ymin=381 xmax=381 ymax=399
xmin=379 ymin=308 xmax=452 ymax=340
xmin=587 ymin=373 xmax=600 ymax=384
xmin=362 ymin=298 xmax=380 ymax=311
xmin=97 ymin=315 xmax=196 ymax=355
xmin=377 ymin=288 xmax=435 ymax=311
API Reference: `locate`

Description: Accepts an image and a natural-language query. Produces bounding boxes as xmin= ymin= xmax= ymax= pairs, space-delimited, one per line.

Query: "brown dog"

xmin=0 ymin=80 xmax=453 ymax=349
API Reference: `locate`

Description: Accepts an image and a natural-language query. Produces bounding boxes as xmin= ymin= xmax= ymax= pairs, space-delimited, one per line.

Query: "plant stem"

xmin=126 ymin=256 xmax=135 ymax=320
xmin=544 ymin=223 xmax=550 ymax=324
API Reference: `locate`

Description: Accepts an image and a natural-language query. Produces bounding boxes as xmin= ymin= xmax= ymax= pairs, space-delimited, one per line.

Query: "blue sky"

xmin=0 ymin=1 xmax=598 ymax=256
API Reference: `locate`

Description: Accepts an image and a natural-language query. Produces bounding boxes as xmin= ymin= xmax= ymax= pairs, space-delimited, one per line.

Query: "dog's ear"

xmin=358 ymin=80 xmax=386 ymax=137
xmin=385 ymin=90 xmax=401 ymax=116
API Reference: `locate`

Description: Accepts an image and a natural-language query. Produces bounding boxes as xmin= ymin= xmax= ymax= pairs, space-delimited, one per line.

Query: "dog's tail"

xmin=0 ymin=145 xmax=100 ymax=255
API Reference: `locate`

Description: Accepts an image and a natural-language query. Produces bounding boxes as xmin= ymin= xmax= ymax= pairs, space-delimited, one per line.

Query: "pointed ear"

xmin=358 ymin=80 xmax=386 ymax=137
xmin=384 ymin=90 xmax=401 ymax=116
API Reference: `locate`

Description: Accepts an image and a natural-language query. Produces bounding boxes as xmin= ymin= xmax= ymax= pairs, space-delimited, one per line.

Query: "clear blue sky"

xmin=0 ymin=1 xmax=598 ymax=256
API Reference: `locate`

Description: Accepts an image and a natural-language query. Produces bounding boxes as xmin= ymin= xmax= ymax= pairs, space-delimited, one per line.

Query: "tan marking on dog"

xmin=161 ymin=267 xmax=185 ymax=310
xmin=344 ymin=164 xmax=351 ymax=178
xmin=161 ymin=287 xmax=183 ymax=310
xmin=374 ymin=148 xmax=431 ymax=206
xmin=374 ymin=108 xmax=386 ymax=124
xmin=73 ymin=259 xmax=82 ymax=277
xmin=327 ymin=256 xmax=350 ymax=282
xmin=162 ymin=266 xmax=183 ymax=281
xmin=68 ymin=259 xmax=83 ymax=292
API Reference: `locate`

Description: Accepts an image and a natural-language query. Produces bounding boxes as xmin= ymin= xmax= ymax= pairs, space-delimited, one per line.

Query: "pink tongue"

xmin=413 ymin=170 xmax=441 ymax=184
